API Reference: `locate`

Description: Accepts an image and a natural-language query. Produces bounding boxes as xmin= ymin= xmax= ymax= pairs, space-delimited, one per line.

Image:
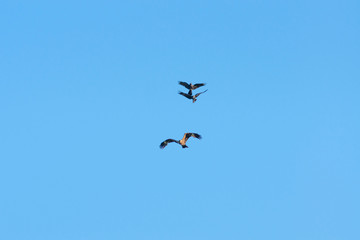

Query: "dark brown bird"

xmin=160 ymin=133 xmax=202 ymax=149
xmin=178 ymin=81 xmax=206 ymax=95
xmin=179 ymin=89 xmax=208 ymax=103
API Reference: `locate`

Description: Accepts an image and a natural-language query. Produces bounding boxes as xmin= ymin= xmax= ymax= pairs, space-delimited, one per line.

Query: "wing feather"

xmin=178 ymin=81 xmax=191 ymax=89
xmin=193 ymin=83 xmax=206 ymax=89
xmin=195 ymin=89 xmax=208 ymax=98
xmin=160 ymin=139 xmax=177 ymax=149
xmin=179 ymin=91 xmax=193 ymax=99
xmin=183 ymin=133 xmax=202 ymax=143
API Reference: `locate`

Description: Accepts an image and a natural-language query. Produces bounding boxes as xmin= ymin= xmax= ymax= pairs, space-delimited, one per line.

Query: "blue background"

xmin=1 ymin=0 xmax=359 ymax=239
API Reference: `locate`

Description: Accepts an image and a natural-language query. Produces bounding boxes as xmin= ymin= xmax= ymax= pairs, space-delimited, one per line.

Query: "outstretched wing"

xmin=179 ymin=91 xmax=193 ymax=99
xmin=195 ymin=89 xmax=208 ymax=98
xmin=183 ymin=133 xmax=202 ymax=143
xmin=187 ymin=89 xmax=193 ymax=95
xmin=160 ymin=139 xmax=178 ymax=149
xmin=193 ymin=83 xmax=206 ymax=89
xmin=178 ymin=81 xmax=191 ymax=89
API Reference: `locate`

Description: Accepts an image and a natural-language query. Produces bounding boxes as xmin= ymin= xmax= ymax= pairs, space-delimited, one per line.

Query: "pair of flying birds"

xmin=160 ymin=82 xmax=206 ymax=149
xmin=178 ymin=81 xmax=208 ymax=103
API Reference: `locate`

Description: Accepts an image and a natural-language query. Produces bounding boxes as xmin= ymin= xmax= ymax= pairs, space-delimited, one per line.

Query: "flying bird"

xmin=179 ymin=89 xmax=208 ymax=103
xmin=178 ymin=81 xmax=206 ymax=95
xmin=160 ymin=133 xmax=202 ymax=149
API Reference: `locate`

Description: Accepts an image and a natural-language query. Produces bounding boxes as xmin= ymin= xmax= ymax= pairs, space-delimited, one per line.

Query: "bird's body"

xmin=160 ymin=133 xmax=202 ymax=149
xmin=179 ymin=89 xmax=208 ymax=103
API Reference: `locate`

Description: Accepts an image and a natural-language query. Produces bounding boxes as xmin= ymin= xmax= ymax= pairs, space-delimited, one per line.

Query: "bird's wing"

xmin=179 ymin=91 xmax=193 ymax=99
xmin=178 ymin=81 xmax=191 ymax=89
xmin=160 ymin=139 xmax=178 ymax=149
xmin=187 ymin=89 xmax=193 ymax=95
xmin=195 ymin=89 xmax=208 ymax=97
xmin=183 ymin=133 xmax=202 ymax=143
xmin=193 ymin=83 xmax=206 ymax=89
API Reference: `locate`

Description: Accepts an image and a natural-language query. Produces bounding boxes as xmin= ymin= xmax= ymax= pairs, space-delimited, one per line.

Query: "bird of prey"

xmin=160 ymin=133 xmax=202 ymax=149
xmin=178 ymin=81 xmax=206 ymax=95
xmin=179 ymin=89 xmax=208 ymax=103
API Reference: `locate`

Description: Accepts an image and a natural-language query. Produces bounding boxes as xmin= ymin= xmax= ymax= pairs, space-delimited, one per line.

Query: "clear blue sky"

xmin=1 ymin=0 xmax=359 ymax=239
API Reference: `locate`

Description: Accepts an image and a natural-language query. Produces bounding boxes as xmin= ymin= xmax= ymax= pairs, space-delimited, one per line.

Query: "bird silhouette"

xmin=178 ymin=81 xmax=206 ymax=95
xmin=179 ymin=89 xmax=208 ymax=103
xmin=160 ymin=133 xmax=202 ymax=149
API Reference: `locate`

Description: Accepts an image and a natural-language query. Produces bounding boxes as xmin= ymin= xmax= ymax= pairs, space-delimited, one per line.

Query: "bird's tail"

xmin=182 ymin=145 xmax=189 ymax=148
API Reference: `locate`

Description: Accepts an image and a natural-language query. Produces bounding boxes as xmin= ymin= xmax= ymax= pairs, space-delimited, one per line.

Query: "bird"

xmin=179 ymin=89 xmax=208 ymax=103
xmin=178 ymin=81 xmax=206 ymax=95
xmin=160 ymin=133 xmax=202 ymax=149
